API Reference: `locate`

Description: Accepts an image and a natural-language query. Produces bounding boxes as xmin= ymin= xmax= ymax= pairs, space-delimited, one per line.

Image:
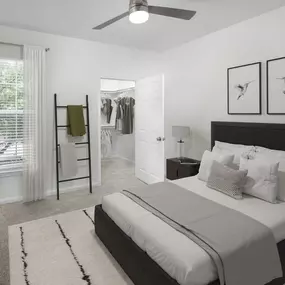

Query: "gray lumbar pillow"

xmin=207 ymin=160 xmax=248 ymax=200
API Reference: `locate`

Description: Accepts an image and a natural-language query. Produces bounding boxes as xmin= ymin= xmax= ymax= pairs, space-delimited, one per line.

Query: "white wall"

xmin=0 ymin=25 xmax=158 ymax=203
xmin=161 ymin=6 xmax=285 ymax=162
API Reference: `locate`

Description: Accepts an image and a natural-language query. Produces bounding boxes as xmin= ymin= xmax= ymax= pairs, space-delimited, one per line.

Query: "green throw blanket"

xmin=67 ymin=105 xmax=86 ymax=137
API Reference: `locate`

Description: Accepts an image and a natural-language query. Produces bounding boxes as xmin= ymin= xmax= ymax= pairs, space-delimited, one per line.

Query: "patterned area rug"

xmin=9 ymin=207 xmax=133 ymax=285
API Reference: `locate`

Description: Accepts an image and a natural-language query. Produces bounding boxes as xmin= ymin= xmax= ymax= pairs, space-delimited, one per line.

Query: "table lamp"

xmin=172 ymin=126 xmax=190 ymax=158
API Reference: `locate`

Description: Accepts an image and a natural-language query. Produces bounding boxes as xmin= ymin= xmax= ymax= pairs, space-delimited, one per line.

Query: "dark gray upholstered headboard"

xmin=211 ymin=121 xmax=285 ymax=152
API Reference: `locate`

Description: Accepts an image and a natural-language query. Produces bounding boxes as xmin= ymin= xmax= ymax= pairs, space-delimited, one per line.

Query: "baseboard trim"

xmin=0 ymin=196 xmax=23 ymax=205
xmin=0 ymin=182 xmax=101 ymax=205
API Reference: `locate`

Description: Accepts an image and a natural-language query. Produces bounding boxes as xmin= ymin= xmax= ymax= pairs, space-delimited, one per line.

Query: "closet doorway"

xmin=100 ymin=78 xmax=136 ymax=186
xmin=100 ymin=74 xmax=165 ymax=187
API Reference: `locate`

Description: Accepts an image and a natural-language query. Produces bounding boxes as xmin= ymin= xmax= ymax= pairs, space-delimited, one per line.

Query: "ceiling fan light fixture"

xmin=93 ymin=0 xmax=197 ymax=30
xmin=129 ymin=0 xmax=149 ymax=24
xmin=129 ymin=10 xmax=149 ymax=24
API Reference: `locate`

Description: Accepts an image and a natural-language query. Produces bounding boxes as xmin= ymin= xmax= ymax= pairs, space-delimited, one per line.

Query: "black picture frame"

xmin=227 ymin=62 xmax=262 ymax=115
xmin=267 ymin=56 xmax=285 ymax=115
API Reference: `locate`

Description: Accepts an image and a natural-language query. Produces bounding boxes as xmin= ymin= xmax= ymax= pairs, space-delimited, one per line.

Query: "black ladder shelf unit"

xmin=54 ymin=93 xmax=92 ymax=200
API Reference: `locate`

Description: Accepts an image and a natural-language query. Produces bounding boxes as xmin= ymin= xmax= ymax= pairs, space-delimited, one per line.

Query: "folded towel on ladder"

xmin=60 ymin=143 xmax=78 ymax=178
xmin=67 ymin=105 xmax=86 ymax=137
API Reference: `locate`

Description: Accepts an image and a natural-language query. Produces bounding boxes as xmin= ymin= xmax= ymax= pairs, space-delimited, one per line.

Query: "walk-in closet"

xmin=100 ymin=78 xmax=136 ymax=185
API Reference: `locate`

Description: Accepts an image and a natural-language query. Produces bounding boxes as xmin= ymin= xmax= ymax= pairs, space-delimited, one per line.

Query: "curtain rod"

xmin=0 ymin=41 xmax=50 ymax=52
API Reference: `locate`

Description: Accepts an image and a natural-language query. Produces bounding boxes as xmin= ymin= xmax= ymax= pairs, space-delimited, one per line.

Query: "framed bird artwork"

xmin=267 ymin=56 xmax=285 ymax=115
xmin=227 ymin=62 xmax=261 ymax=115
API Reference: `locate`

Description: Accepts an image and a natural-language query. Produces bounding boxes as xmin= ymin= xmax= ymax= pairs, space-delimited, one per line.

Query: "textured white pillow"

xmin=254 ymin=146 xmax=285 ymax=202
xmin=198 ymin=150 xmax=234 ymax=182
xmin=239 ymin=156 xmax=279 ymax=204
xmin=213 ymin=141 xmax=254 ymax=165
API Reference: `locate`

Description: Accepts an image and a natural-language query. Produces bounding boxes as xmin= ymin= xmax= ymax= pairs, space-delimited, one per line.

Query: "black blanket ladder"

xmin=54 ymin=93 xmax=92 ymax=200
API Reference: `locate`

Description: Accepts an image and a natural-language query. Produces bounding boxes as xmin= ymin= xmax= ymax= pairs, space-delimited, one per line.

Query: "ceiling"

xmin=0 ymin=0 xmax=285 ymax=51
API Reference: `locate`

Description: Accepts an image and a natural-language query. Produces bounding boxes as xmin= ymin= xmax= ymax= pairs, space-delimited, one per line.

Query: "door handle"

xmin=156 ymin=137 xmax=166 ymax=142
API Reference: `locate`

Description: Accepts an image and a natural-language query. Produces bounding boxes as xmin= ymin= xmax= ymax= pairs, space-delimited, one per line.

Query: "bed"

xmin=95 ymin=121 xmax=285 ymax=285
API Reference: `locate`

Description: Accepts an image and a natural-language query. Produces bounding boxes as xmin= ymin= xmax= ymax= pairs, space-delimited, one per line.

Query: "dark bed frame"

xmin=95 ymin=121 xmax=285 ymax=285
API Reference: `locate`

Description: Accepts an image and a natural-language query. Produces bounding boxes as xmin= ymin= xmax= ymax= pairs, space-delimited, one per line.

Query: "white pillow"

xmin=212 ymin=146 xmax=238 ymax=170
xmin=198 ymin=150 xmax=234 ymax=182
xmin=239 ymin=156 xmax=279 ymax=204
xmin=213 ymin=141 xmax=254 ymax=165
xmin=254 ymin=146 xmax=285 ymax=202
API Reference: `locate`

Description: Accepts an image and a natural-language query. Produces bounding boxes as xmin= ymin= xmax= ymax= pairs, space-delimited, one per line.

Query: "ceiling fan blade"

xmin=148 ymin=6 xmax=196 ymax=20
xmin=93 ymin=11 xmax=129 ymax=30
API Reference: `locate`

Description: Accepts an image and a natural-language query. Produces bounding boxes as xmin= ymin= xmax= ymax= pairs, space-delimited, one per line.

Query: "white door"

xmin=135 ymin=74 xmax=165 ymax=184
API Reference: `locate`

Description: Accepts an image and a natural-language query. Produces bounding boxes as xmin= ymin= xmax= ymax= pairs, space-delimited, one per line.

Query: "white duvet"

xmin=102 ymin=176 xmax=285 ymax=285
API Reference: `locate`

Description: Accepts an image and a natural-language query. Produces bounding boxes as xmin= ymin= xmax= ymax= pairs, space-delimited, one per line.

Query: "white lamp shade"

xmin=172 ymin=126 xmax=190 ymax=139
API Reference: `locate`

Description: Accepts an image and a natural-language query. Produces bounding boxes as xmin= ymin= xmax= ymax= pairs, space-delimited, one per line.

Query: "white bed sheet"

xmin=102 ymin=176 xmax=285 ymax=285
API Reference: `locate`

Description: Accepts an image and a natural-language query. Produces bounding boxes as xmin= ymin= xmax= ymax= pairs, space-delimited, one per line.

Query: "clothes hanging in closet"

xmin=101 ymin=129 xmax=112 ymax=158
xmin=101 ymin=98 xmax=113 ymax=124
xmin=115 ymin=97 xmax=135 ymax=134
xmin=122 ymin=97 xmax=135 ymax=134
xmin=115 ymin=99 xmax=123 ymax=131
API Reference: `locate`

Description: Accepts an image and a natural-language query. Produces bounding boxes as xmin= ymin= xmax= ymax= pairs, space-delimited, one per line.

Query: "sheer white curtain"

xmin=23 ymin=46 xmax=47 ymax=202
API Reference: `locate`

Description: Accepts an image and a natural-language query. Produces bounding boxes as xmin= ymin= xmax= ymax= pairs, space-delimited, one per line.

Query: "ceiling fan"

xmin=93 ymin=0 xmax=197 ymax=30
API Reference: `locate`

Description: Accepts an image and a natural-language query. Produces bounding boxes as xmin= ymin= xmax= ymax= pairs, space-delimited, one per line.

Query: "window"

xmin=0 ymin=59 xmax=24 ymax=172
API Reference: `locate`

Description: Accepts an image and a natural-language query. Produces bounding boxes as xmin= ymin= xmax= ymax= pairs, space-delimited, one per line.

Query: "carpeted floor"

xmin=0 ymin=158 xmax=144 ymax=285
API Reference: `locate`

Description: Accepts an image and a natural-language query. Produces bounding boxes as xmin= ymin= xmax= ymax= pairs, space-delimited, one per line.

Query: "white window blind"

xmin=0 ymin=59 xmax=24 ymax=172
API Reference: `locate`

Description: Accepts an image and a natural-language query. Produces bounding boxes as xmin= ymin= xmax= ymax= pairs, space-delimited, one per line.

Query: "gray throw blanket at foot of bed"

xmin=122 ymin=182 xmax=282 ymax=285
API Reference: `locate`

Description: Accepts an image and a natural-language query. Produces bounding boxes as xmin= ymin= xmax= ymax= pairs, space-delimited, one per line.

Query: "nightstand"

xmin=166 ymin=157 xmax=200 ymax=180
